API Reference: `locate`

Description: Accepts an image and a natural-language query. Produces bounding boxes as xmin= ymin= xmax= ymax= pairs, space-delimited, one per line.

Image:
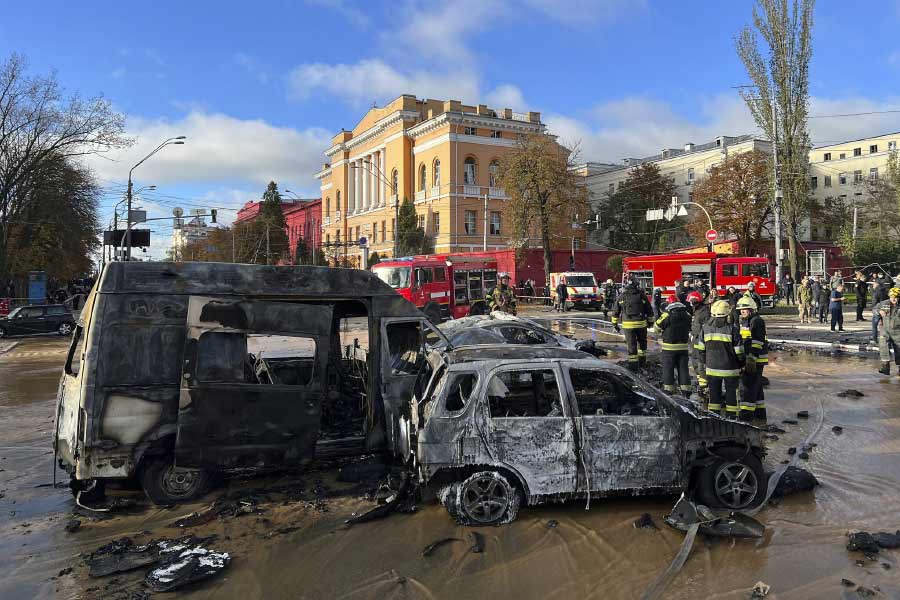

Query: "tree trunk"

xmin=540 ymin=196 xmax=552 ymax=292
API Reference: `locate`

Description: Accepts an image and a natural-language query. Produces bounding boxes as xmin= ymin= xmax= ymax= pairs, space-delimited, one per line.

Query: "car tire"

xmin=0 ymin=325 xmax=6 ymax=338
xmin=695 ymin=447 xmax=766 ymax=510
xmin=58 ymin=322 xmax=74 ymax=336
xmin=441 ymin=471 xmax=522 ymax=526
xmin=140 ymin=458 xmax=211 ymax=505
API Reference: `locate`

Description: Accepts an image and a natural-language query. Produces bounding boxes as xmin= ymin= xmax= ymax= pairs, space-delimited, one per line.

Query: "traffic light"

xmin=210 ymin=209 xmax=217 ymax=223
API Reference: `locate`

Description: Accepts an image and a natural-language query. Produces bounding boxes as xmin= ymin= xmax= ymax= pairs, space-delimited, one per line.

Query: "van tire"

xmin=140 ymin=458 xmax=211 ymax=505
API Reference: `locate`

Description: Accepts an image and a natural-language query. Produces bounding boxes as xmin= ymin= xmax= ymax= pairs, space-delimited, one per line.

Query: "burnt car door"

xmin=483 ymin=362 xmax=578 ymax=496
xmin=563 ymin=364 xmax=682 ymax=493
xmin=176 ymin=296 xmax=332 ymax=471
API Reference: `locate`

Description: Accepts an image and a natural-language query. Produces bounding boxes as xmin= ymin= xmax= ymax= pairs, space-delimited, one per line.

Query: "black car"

xmin=0 ymin=304 xmax=75 ymax=338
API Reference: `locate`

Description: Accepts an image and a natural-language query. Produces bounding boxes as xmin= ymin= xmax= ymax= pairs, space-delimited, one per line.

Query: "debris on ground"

xmin=788 ymin=447 xmax=797 ymax=455
xmin=64 ymin=519 xmax=81 ymax=533
xmin=85 ymin=535 xmax=218 ymax=578
xmin=664 ymin=496 xmax=764 ymax=539
xmin=763 ymin=434 xmax=779 ymax=441
xmin=832 ymin=426 xmax=844 ymax=434
xmin=799 ymin=451 xmax=810 ymax=460
xmin=345 ymin=472 xmax=417 ymax=526
xmin=469 ymin=531 xmax=485 ymax=554
xmin=634 ymin=513 xmax=657 ymax=529
xmin=855 ymin=585 xmax=877 ymax=597
xmin=771 ymin=466 xmax=819 ymax=498
xmin=847 ymin=532 xmax=881 ymax=555
xmin=843 ymin=578 xmax=857 ymax=587
xmin=546 ymin=520 xmax=559 ymax=529
xmin=761 ymin=424 xmax=787 ymax=434
xmin=421 ymin=537 xmax=460 ymax=557
xmin=797 ymin=410 xmax=810 ymax=419
xmin=144 ymin=546 xmax=230 ymax=592
xmin=837 ymin=389 xmax=865 ymax=398
xmin=872 ymin=531 xmax=900 ymax=549
xmin=782 ymin=419 xmax=799 ymax=425
xmin=750 ymin=580 xmax=770 ymax=598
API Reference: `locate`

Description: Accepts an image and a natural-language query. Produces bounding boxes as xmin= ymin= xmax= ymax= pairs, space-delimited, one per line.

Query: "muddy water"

xmin=2 ymin=334 xmax=900 ymax=599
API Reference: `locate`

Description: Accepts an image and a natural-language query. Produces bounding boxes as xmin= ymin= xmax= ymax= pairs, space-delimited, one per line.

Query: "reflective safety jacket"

xmin=697 ymin=317 xmax=745 ymax=377
xmin=488 ymin=285 xmax=517 ymax=314
xmin=690 ymin=302 xmax=712 ymax=346
xmin=655 ymin=301 xmax=692 ymax=351
xmin=613 ymin=287 xmax=653 ymax=329
xmin=740 ymin=313 xmax=769 ymax=364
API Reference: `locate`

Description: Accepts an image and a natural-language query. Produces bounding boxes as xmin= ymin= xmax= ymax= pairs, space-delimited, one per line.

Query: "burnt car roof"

xmin=445 ymin=345 xmax=592 ymax=364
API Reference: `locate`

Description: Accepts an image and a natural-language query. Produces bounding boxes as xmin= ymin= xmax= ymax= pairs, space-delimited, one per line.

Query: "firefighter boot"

xmin=879 ymin=362 xmax=891 ymax=375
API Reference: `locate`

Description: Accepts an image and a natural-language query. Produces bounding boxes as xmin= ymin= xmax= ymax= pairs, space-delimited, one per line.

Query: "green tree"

xmin=599 ymin=163 xmax=678 ymax=252
xmin=837 ymin=228 xmax=900 ymax=269
xmin=259 ymin=181 xmax=289 ymax=264
xmin=606 ymin=255 xmax=624 ymax=278
xmin=736 ymin=0 xmax=815 ymax=278
xmin=294 ymin=236 xmax=310 ymax=265
xmin=396 ymin=197 xmax=432 ymax=256
xmin=367 ymin=251 xmax=382 ymax=269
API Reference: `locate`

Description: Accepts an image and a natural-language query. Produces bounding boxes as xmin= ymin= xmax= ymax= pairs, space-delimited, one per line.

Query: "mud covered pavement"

xmin=3 ymin=333 xmax=900 ymax=599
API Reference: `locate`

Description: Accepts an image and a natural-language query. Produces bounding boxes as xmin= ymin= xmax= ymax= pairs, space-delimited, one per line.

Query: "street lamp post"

xmin=351 ymin=160 xmax=398 ymax=257
xmin=126 ymin=137 xmax=185 ymax=259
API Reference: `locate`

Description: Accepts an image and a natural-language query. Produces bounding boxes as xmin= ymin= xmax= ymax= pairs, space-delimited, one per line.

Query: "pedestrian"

xmin=829 ymin=270 xmax=842 ymax=290
xmin=523 ymin=279 xmax=534 ymax=304
xmin=655 ymin=294 xmax=693 ymax=397
xmin=876 ymin=288 xmax=900 ymax=375
xmin=736 ymin=296 xmax=768 ymax=422
xmin=602 ymin=278 xmax=616 ymax=317
xmin=697 ymin=300 xmax=745 ymax=418
xmin=613 ymin=278 xmax=654 ymax=371
xmin=651 ymin=287 xmax=665 ymax=320
xmin=554 ymin=277 xmax=569 ymax=312
xmin=854 ymin=271 xmax=868 ymax=321
xmin=675 ymin=280 xmax=689 ymax=303
xmin=488 ymin=272 xmax=517 ymax=315
xmin=817 ymin=282 xmax=830 ymax=324
xmin=872 ymin=274 xmax=890 ymax=342
xmin=782 ymin=273 xmax=795 ymax=305
xmin=829 ymin=284 xmax=847 ymax=331
xmin=687 ymin=290 xmax=710 ymax=402
xmin=797 ymin=276 xmax=813 ymax=323
xmin=810 ymin=276 xmax=822 ymax=317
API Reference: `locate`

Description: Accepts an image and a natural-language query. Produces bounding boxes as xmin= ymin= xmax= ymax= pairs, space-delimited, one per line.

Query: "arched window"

xmin=433 ymin=159 xmax=441 ymax=187
xmin=336 ymin=190 xmax=341 ymax=214
xmin=464 ymin=157 xmax=477 ymax=185
xmin=489 ymin=160 xmax=500 ymax=187
xmin=419 ymin=163 xmax=427 ymax=190
xmin=325 ymin=197 xmax=331 ymax=216
xmin=391 ymin=169 xmax=399 ymax=195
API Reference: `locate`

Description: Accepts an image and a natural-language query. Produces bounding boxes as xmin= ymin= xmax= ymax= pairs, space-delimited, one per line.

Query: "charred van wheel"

xmin=696 ymin=448 xmax=766 ymax=510
xmin=58 ymin=322 xmax=74 ymax=336
xmin=140 ymin=458 xmax=211 ymax=505
xmin=442 ymin=471 xmax=522 ymax=526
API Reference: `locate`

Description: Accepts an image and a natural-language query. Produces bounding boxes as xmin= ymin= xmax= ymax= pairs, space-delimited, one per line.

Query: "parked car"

xmin=404 ymin=345 xmax=766 ymax=525
xmin=437 ymin=314 xmax=605 ymax=356
xmin=0 ymin=304 xmax=75 ymax=338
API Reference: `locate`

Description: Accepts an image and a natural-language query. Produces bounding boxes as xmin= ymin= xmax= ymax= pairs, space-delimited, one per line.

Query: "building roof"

xmin=811 ymin=130 xmax=900 ymax=150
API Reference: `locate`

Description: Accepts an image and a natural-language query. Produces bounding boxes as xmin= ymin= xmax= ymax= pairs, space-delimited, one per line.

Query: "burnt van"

xmin=53 ymin=262 xmax=444 ymax=505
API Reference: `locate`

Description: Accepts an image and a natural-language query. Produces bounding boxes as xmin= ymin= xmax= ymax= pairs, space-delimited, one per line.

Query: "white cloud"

xmin=485 ymin=85 xmax=528 ymax=112
xmin=233 ymin=53 xmax=270 ymax=84
xmin=523 ymin=0 xmax=646 ymax=27
xmin=305 ymin=0 xmax=370 ymax=29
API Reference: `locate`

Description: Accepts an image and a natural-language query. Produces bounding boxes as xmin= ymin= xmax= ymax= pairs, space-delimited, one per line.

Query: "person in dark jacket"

xmin=782 ymin=274 xmax=795 ymax=305
xmin=697 ymin=300 xmax=745 ymax=417
xmin=877 ymin=288 xmax=900 ymax=375
xmin=555 ymin=278 xmax=569 ymax=312
xmin=872 ymin=274 xmax=890 ymax=342
xmin=613 ymin=278 xmax=654 ymax=370
xmin=830 ymin=284 xmax=846 ymax=331
xmin=651 ymin=287 xmax=665 ymax=320
xmin=854 ymin=272 xmax=868 ymax=321
xmin=687 ymin=291 xmax=710 ymax=400
xmin=674 ymin=280 xmax=688 ymax=304
xmin=655 ymin=295 xmax=693 ymax=397
xmin=817 ymin=283 xmax=830 ymax=324
xmin=736 ymin=296 xmax=769 ymax=422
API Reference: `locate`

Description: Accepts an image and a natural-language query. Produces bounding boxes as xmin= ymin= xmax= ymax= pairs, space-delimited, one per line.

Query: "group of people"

xmin=612 ymin=277 xmax=769 ymax=423
xmin=795 ymin=270 xmax=898 ymax=335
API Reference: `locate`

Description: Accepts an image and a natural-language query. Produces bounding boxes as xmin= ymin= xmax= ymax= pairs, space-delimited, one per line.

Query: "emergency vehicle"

xmin=549 ymin=272 xmax=603 ymax=311
xmin=623 ymin=252 xmax=776 ymax=307
xmin=372 ymin=255 xmax=498 ymax=321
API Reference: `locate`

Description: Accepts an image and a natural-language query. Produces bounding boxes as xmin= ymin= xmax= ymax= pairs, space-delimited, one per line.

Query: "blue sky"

xmin=2 ymin=0 xmax=899 ymax=256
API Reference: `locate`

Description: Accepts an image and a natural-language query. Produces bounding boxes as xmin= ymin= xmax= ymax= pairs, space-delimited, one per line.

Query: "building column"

xmin=379 ymin=151 xmax=386 ymax=206
xmin=364 ymin=154 xmax=371 ymax=212
xmin=347 ymin=162 xmax=355 ymax=215
xmin=355 ymin=159 xmax=362 ymax=214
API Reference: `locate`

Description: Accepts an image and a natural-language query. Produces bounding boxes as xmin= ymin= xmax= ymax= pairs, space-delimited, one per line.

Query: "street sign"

xmin=358 ymin=236 xmax=368 ymax=247
xmin=103 ymin=229 xmax=151 ymax=247
xmin=705 ymin=229 xmax=718 ymax=242
xmin=646 ymin=209 xmax=664 ymax=221
xmin=129 ymin=209 xmax=147 ymax=224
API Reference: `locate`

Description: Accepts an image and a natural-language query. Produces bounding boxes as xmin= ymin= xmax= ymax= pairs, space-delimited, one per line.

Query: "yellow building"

xmin=316 ymin=95 xmax=552 ymax=267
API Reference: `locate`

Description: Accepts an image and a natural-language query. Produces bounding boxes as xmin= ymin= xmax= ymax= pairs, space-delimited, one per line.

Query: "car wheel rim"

xmin=714 ymin=462 xmax=758 ymax=509
xmin=59 ymin=324 xmax=72 ymax=335
xmin=461 ymin=474 xmax=509 ymax=523
xmin=161 ymin=465 xmax=202 ymax=499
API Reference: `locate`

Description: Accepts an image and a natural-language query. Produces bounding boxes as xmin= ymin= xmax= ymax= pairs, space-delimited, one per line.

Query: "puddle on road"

xmin=2 ymin=335 xmax=900 ymax=599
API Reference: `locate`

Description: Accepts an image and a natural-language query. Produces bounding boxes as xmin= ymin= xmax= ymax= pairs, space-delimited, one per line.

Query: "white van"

xmin=549 ymin=272 xmax=602 ymax=311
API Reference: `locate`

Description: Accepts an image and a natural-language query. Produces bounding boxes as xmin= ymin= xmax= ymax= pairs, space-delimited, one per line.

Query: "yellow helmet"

xmin=890 ymin=287 xmax=900 ymax=298
xmin=735 ymin=296 xmax=758 ymax=311
xmin=710 ymin=300 xmax=731 ymax=317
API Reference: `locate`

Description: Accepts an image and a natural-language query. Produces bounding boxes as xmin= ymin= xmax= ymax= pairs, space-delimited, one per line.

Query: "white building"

xmin=171 ymin=210 xmax=210 ymax=260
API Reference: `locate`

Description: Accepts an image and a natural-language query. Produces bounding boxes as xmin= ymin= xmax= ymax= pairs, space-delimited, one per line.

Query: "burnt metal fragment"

xmin=855 ymin=586 xmax=877 ymax=598
xmin=771 ymin=466 xmax=818 ymax=498
xmin=421 ymin=537 xmax=461 ymax=557
xmin=345 ymin=473 xmax=417 ymax=526
xmin=837 ymin=389 xmax=865 ymax=398
xmin=797 ymin=410 xmax=809 ymax=419
xmin=761 ymin=424 xmax=786 ymax=434
xmin=469 ymin=531 xmax=485 ymax=554
xmin=64 ymin=519 xmax=81 ymax=533
xmin=787 ymin=447 xmax=797 ymax=455
xmin=546 ymin=520 xmax=559 ymax=529
xmin=634 ymin=513 xmax=658 ymax=529
xmin=782 ymin=419 xmax=799 ymax=425
xmin=872 ymin=531 xmax=900 ymax=549
xmin=144 ymin=547 xmax=230 ymax=592
xmin=847 ymin=532 xmax=880 ymax=554
xmin=799 ymin=451 xmax=810 ymax=460
xmin=832 ymin=426 xmax=844 ymax=434
xmin=664 ymin=496 xmax=764 ymax=539
xmin=842 ymin=578 xmax=856 ymax=587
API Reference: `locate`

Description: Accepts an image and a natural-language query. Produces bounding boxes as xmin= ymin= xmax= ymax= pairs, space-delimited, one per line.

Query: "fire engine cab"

xmin=623 ymin=252 xmax=776 ymax=307
xmin=372 ymin=255 xmax=498 ymax=322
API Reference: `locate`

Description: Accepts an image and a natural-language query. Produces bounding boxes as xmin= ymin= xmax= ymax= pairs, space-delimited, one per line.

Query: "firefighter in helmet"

xmin=687 ymin=290 xmax=710 ymax=402
xmin=655 ymin=294 xmax=693 ymax=396
xmin=736 ymin=295 xmax=768 ymax=421
xmin=697 ymin=300 xmax=745 ymax=417
xmin=613 ymin=277 xmax=654 ymax=370
xmin=488 ymin=272 xmax=517 ymax=315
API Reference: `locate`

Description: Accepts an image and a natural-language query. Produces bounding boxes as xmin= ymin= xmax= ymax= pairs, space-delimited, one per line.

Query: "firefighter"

xmin=602 ymin=278 xmax=616 ymax=316
xmin=488 ymin=273 xmax=517 ymax=315
xmin=613 ymin=278 xmax=654 ymax=370
xmin=697 ymin=300 xmax=745 ymax=418
xmin=655 ymin=294 xmax=693 ymax=396
xmin=687 ymin=290 xmax=710 ymax=402
xmin=744 ymin=281 xmax=764 ymax=314
xmin=877 ymin=287 xmax=900 ymax=375
xmin=736 ymin=296 xmax=769 ymax=422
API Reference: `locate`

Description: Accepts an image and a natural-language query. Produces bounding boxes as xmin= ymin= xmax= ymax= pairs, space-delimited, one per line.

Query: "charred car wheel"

xmin=140 ymin=459 xmax=211 ymax=505
xmin=696 ymin=448 xmax=766 ymax=510
xmin=442 ymin=471 xmax=522 ymax=526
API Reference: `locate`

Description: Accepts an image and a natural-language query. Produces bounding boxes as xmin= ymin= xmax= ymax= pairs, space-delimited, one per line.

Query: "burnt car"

xmin=403 ymin=346 xmax=765 ymax=525
xmin=54 ymin=262 xmax=444 ymax=505
xmin=437 ymin=314 xmax=605 ymax=356
xmin=0 ymin=304 xmax=75 ymax=338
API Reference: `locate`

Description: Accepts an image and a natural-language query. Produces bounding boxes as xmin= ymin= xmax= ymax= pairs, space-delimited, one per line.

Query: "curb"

xmin=0 ymin=341 xmax=20 ymax=355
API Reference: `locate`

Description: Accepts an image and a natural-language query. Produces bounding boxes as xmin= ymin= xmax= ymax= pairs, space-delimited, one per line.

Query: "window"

xmin=464 ymin=158 xmax=477 ymax=185
xmin=721 ymin=264 xmax=738 ymax=277
xmin=823 ymin=152 xmax=831 ymax=161
xmin=569 ymin=368 xmax=662 ymax=416
xmin=434 ymin=267 xmax=446 ymax=282
xmin=326 ymin=233 xmax=331 ymax=244
xmin=433 ymin=159 xmax=441 ymax=187
xmin=465 ymin=210 xmax=477 ymax=234
xmin=196 ymin=332 xmax=317 ymax=386
xmin=839 ymin=153 xmax=846 ymax=159
xmin=854 ymin=170 xmax=863 ymax=184
xmin=810 ymin=176 xmax=818 ymax=189
xmin=381 ymin=220 xmax=386 ymax=241
xmin=853 ymin=147 xmax=862 ymax=157
xmin=444 ymin=372 xmax=478 ymax=413
xmin=487 ymin=369 xmax=563 ymax=418
xmin=491 ymin=130 xmax=502 ymax=139
xmin=489 ymin=161 xmax=500 ymax=187
xmin=47 ymin=305 xmax=66 ymax=315
xmin=386 ymin=321 xmax=424 ymax=376
xmin=490 ymin=211 xmax=501 ymax=235
xmin=494 ymin=325 xmax=548 ymax=345
xmin=336 ymin=230 xmax=341 ymax=242
xmin=336 ymin=191 xmax=341 ymax=211
xmin=418 ymin=215 xmax=425 ymax=230
xmin=391 ymin=169 xmax=398 ymax=195
xmin=355 ymin=226 xmax=360 ymax=241
xmin=825 ymin=227 xmax=833 ymax=239
xmin=372 ymin=222 xmax=378 ymax=242
xmin=870 ymin=167 xmax=879 ymax=180
xmin=415 ymin=267 xmax=434 ymax=285
xmin=18 ymin=307 xmax=43 ymax=318
xmin=870 ymin=144 xmax=878 ymax=154
xmin=824 ymin=175 xmax=832 ymax=187
xmin=573 ymin=238 xmax=582 ymax=250
xmin=608 ymin=183 xmax=614 ymax=195
xmin=433 ymin=212 xmax=440 ymax=235
xmin=741 ymin=263 xmax=770 ymax=277
xmin=688 ymin=191 xmax=694 ymax=203
xmin=464 ymin=126 xmax=477 ymax=136
xmin=890 ymin=141 xmax=897 ymax=151
xmin=687 ymin=167 xmax=694 ymax=184
xmin=839 ymin=172 xmax=847 ymax=185
xmin=418 ymin=164 xmax=427 ymax=190
xmin=391 ymin=217 xmax=395 ymax=239
xmin=325 ymin=197 xmax=331 ymax=216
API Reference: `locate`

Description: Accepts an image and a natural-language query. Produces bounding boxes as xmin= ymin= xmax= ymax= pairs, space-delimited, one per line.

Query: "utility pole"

xmin=266 ymin=224 xmax=271 ymax=265
xmin=483 ymin=193 xmax=488 ymax=251
xmin=232 ymin=228 xmax=236 ymax=262
xmin=771 ymin=92 xmax=784 ymax=281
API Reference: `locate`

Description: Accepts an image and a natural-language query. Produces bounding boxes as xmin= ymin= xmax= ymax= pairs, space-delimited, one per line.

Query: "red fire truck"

xmin=623 ymin=252 xmax=776 ymax=307
xmin=372 ymin=255 xmax=498 ymax=321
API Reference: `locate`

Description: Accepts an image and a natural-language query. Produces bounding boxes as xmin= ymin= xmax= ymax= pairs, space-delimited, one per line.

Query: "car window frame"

xmin=483 ymin=361 xmax=568 ymax=419
xmin=561 ymin=362 xmax=673 ymax=419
